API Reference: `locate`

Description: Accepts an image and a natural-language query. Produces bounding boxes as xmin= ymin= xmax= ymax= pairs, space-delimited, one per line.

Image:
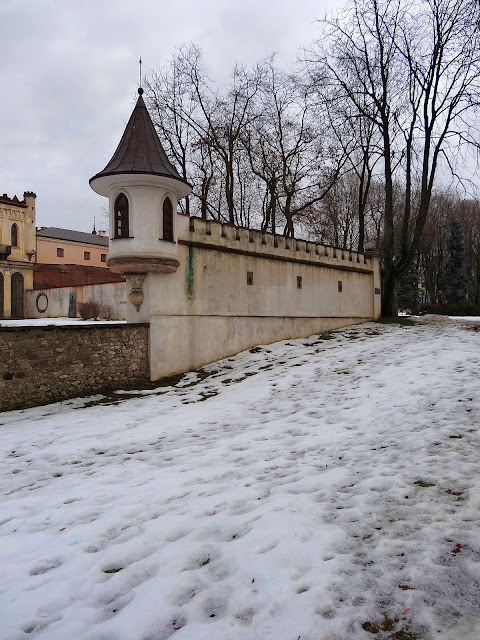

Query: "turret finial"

xmin=138 ymin=57 xmax=143 ymax=95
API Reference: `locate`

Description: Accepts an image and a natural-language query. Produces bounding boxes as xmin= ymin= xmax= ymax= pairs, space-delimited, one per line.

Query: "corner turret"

xmin=89 ymin=87 xmax=192 ymax=318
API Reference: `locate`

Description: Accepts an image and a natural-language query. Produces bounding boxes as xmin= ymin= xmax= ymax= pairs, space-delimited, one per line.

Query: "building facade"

xmin=36 ymin=227 xmax=109 ymax=268
xmin=0 ymin=192 xmax=36 ymax=318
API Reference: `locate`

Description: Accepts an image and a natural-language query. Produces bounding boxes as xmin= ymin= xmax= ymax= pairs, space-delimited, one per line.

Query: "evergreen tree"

xmin=442 ymin=218 xmax=468 ymax=305
xmin=398 ymin=264 xmax=420 ymax=313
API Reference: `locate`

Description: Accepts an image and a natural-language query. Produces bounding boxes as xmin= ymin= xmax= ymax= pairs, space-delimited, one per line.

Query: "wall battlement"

xmin=184 ymin=217 xmax=372 ymax=273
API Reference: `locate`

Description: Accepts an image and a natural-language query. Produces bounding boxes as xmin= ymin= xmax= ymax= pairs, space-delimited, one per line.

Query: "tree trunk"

xmin=382 ymin=269 xmax=399 ymax=316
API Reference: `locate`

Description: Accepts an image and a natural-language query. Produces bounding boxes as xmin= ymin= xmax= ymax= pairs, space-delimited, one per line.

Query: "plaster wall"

xmin=106 ymin=177 xmax=181 ymax=262
xmin=36 ymin=237 xmax=108 ymax=268
xmin=143 ymin=217 xmax=381 ymax=380
xmin=25 ymin=282 xmax=126 ymax=320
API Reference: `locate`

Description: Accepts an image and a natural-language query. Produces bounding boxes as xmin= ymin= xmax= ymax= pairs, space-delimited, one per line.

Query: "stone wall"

xmin=0 ymin=324 xmax=149 ymax=412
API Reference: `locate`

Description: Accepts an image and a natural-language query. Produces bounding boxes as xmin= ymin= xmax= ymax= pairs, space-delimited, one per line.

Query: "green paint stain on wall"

xmin=187 ymin=246 xmax=194 ymax=299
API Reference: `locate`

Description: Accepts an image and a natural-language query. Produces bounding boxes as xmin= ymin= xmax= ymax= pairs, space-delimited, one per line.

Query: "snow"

xmin=1 ymin=321 xmax=480 ymax=640
xmin=0 ymin=317 xmax=126 ymax=327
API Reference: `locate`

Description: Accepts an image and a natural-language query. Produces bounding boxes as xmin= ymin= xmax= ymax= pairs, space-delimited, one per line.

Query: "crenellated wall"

xmin=127 ymin=216 xmax=381 ymax=380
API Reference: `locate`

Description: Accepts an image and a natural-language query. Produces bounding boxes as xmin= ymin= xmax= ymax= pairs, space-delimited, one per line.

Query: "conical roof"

xmin=89 ymin=89 xmax=190 ymax=188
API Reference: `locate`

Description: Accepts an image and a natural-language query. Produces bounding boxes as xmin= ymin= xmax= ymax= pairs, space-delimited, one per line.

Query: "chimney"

xmin=98 ymin=229 xmax=107 ymax=237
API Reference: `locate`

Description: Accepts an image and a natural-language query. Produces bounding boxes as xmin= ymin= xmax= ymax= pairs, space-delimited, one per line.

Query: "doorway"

xmin=11 ymin=272 xmax=24 ymax=318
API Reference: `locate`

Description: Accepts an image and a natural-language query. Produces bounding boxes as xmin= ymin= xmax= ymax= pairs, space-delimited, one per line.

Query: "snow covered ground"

xmin=0 ymin=318 xmax=126 ymax=327
xmin=1 ymin=320 xmax=479 ymax=640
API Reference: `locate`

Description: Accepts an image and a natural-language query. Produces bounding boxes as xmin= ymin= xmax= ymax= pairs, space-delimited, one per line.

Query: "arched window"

xmin=114 ymin=193 xmax=129 ymax=238
xmin=163 ymin=197 xmax=174 ymax=242
xmin=11 ymin=223 xmax=18 ymax=247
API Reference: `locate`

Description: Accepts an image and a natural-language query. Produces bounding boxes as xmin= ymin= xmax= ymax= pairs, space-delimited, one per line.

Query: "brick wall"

xmin=34 ymin=263 xmax=125 ymax=289
xmin=0 ymin=324 xmax=149 ymax=412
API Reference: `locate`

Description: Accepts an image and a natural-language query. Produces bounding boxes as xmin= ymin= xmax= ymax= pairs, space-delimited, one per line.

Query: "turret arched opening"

xmin=114 ymin=193 xmax=129 ymax=238
xmin=162 ymin=197 xmax=174 ymax=242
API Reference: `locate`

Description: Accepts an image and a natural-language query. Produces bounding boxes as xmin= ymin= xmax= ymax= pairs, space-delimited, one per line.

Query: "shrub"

xmin=99 ymin=304 xmax=114 ymax=320
xmin=78 ymin=300 xmax=102 ymax=320
xmin=418 ymin=302 xmax=480 ymax=317
xmin=78 ymin=301 xmax=115 ymax=320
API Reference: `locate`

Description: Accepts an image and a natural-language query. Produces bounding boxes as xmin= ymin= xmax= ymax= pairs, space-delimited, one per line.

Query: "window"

xmin=101 ymin=253 xmax=107 ymax=263
xmin=57 ymin=248 xmax=64 ymax=257
xmin=297 ymin=276 xmax=303 ymax=289
xmin=162 ymin=197 xmax=174 ymax=242
xmin=114 ymin=193 xmax=129 ymax=238
xmin=247 ymin=271 xmax=253 ymax=285
xmin=11 ymin=223 xmax=18 ymax=247
xmin=338 ymin=280 xmax=343 ymax=293
xmin=84 ymin=251 xmax=91 ymax=261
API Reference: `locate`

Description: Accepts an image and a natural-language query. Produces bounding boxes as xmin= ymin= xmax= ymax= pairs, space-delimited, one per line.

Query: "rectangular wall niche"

xmin=338 ymin=280 xmax=343 ymax=292
xmin=297 ymin=276 xmax=303 ymax=289
xmin=247 ymin=271 xmax=254 ymax=286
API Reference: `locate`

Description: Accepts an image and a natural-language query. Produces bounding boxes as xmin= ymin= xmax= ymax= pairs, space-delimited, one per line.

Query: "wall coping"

xmin=0 ymin=323 xmax=149 ymax=333
xmin=184 ymin=217 xmax=375 ymax=273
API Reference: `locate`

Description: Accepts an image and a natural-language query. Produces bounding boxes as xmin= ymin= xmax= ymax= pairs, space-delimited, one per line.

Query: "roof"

xmin=89 ymin=88 xmax=191 ymax=188
xmin=36 ymin=227 xmax=109 ymax=247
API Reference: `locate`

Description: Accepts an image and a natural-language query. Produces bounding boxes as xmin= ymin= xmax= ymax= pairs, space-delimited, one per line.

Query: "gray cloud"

xmin=0 ymin=0 xmax=339 ymax=232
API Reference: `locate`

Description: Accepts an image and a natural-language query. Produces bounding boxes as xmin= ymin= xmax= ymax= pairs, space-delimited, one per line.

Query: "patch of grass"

xmin=414 ymin=479 xmax=435 ymax=487
xmin=198 ymin=391 xmax=219 ymax=402
xmin=200 ymin=556 xmax=210 ymax=567
xmin=362 ymin=621 xmax=380 ymax=633
xmin=183 ymin=390 xmax=219 ymax=404
xmin=381 ymin=614 xmax=400 ymax=632
xmin=249 ymin=346 xmax=263 ymax=354
xmin=449 ymin=434 xmax=463 ymax=439
xmin=228 ymin=371 xmax=259 ymax=384
xmin=398 ymin=584 xmax=415 ymax=591
xmin=445 ymin=489 xmax=463 ymax=497
xmin=318 ymin=332 xmax=334 ymax=340
xmin=363 ymin=614 xmax=400 ymax=635
xmin=103 ymin=567 xmax=123 ymax=574
xmin=389 ymin=630 xmax=418 ymax=640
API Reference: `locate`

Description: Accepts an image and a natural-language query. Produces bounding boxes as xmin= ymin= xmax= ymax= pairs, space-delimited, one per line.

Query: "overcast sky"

xmin=0 ymin=0 xmax=341 ymax=233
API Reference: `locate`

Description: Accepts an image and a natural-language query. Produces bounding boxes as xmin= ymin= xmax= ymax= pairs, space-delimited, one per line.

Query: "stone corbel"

xmin=127 ymin=273 xmax=146 ymax=312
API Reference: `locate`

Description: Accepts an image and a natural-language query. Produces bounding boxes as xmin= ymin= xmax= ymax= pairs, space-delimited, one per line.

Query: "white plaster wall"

xmin=109 ymin=184 xmax=179 ymax=261
xmin=149 ymin=314 xmax=370 ymax=379
xmin=145 ymin=218 xmax=381 ymax=380
xmin=25 ymin=282 xmax=126 ymax=319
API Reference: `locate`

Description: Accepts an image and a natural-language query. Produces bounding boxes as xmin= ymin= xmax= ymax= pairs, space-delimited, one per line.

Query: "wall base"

xmin=149 ymin=315 xmax=371 ymax=380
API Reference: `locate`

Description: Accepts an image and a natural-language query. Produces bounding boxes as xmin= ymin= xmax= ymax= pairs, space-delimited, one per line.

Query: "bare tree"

xmin=309 ymin=0 xmax=480 ymax=315
xmin=247 ymin=59 xmax=349 ymax=238
xmin=145 ymin=53 xmax=198 ymax=215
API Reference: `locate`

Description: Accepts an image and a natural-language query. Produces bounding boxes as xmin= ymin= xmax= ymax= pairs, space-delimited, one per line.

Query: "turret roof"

xmin=89 ymin=89 xmax=190 ymax=188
